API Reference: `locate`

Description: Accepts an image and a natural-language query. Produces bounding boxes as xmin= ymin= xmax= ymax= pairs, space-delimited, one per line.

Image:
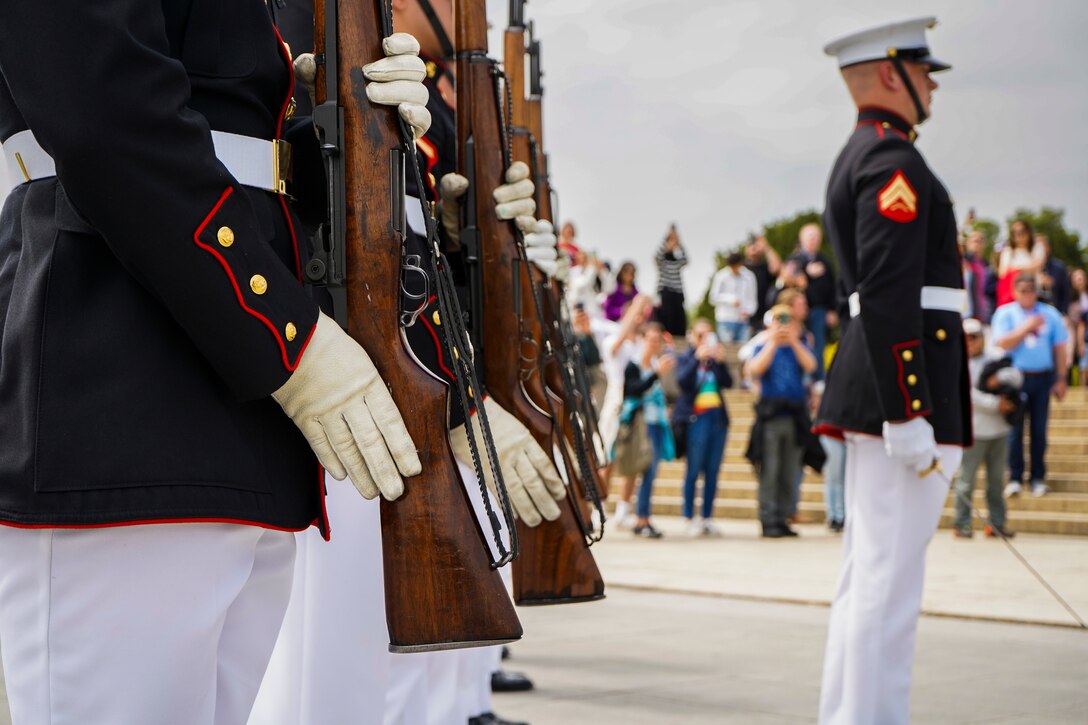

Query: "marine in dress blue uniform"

xmin=0 ymin=1 xmax=425 ymax=721
xmin=813 ymin=17 xmax=972 ymax=725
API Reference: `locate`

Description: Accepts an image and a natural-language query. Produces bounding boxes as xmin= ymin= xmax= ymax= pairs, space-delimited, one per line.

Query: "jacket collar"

xmin=856 ymin=106 xmax=917 ymax=142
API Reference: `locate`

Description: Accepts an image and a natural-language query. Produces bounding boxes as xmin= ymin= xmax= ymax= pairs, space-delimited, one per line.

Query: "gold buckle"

xmin=272 ymin=139 xmax=292 ymax=196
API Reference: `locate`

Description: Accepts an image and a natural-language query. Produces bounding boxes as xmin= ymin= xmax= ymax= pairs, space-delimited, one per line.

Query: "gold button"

xmin=217 ymin=226 xmax=235 ymax=247
xmin=467 ymin=385 xmax=474 ymax=398
xmin=912 ymin=399 xmax=922 ymax=411
xmin=936 ymin=329 xmax=947 ymax=341
xmin=882 ymin=122 xmax=891 ymax=129
xmin=453 ymin=347 xmax=460 ymax=360
xmin=285 ymin=97 xmax=297 ymax=121
xmin=902 ymin=349 xmax=913 ymax=362
xmin=285 ymin=322 xmax=297 ymax=342
xmin=908 ymin=374 xmax=918 ymax=386
xmin=250 ymin=275 xmax=268 ymax=295
xmin=432 ymin=310 xmax=441 ymax=326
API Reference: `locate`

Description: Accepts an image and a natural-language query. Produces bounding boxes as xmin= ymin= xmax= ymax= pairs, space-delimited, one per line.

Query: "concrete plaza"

xmin=2 ymin=517 xmax=1087 ymax=723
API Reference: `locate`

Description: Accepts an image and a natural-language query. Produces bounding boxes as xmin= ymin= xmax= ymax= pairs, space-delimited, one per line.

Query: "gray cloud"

xmin=488 ymin=0 xmax=1088 ymax=303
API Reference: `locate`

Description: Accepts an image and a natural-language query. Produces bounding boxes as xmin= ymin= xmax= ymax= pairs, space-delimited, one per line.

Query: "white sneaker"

xmin=702 ymin=520 xmax=724 ymax=538
xmin=613 ymin=502 xmax=636 ymax=530
xmin=686 ymin=518 xmax=705 ymax=537
xmin=1031 ymin=481 xmax=1049 ymax=497
xmin=1004 ymin=481 xmax=1022 ymax=498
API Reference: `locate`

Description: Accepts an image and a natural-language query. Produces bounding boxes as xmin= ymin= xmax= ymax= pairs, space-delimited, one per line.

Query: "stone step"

xmin=644 ymin=478 xmax=1088 ymax=514
xmin=654 ymin=461 xmax=1088 ymax=492
xmin=612 ymin=496 xmax=1088 ymax=536
xmin=712 ymin=437 xmax=1088 ymax=457
xmin=720 ymin=389 xmax=1088 ymax=404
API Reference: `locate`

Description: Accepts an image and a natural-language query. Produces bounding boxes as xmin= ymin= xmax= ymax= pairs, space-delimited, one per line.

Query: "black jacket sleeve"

xmin=0 ymin=0 xmax=319 ymax=400
xmin=623 ymin=361 xmax=658 ymax=399
xmin=853 ymin=138 xmax=933 ymax=422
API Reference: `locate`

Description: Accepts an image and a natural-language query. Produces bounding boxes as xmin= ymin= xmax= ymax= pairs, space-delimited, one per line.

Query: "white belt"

xmin=848 ymin=286 xmax=967 ymax=318
xmin=1 ymin=128 xmax=290 ymax=195
xmin=406 ymin=195 xmax=428 ymax=236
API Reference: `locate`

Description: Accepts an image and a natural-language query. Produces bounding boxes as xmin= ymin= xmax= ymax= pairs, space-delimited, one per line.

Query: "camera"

xmin=977 ymin=358 xmax=1025 ymax=426
xmin=774 ymin=312 xmax=792 ymax=325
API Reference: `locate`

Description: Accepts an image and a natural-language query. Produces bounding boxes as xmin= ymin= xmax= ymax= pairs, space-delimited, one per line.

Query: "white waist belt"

xmin=848 ymin=286 xmax=966 ymax=319
xmin=406 ymin=195 xmax=428 ymax=237
xmin=2 ymin=128 xmax=290 ymax=195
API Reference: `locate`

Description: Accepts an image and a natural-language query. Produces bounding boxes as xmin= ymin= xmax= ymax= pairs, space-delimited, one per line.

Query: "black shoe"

xmin=469 ymin=713 xmax=529 ymax=725
xmin=762 ymin=524 xmax=786 ymax=538
xmin=632 ymin=523 xmax=663 ymax=539
xmin=501 ymin=645 xmax=511 ymax=660
xmin=491 ymin=669 xmax=534 ymax=692
xmin=781 ymin=526 xmax=800 ymax=537
xmin=828 ymin=519 xmax=844 ymax=533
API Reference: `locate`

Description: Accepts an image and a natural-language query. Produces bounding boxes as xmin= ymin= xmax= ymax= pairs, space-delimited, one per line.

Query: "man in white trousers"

xmin=0 ymin=1 xmax=433 ymax=722
xmin=813 ymin=17 xmax=972 ymax=725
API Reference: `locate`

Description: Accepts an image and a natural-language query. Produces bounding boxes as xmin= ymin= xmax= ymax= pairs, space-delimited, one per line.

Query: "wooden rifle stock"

xmin=507 ymin=12 xmax=609 ymax=534
xmin=456 ymin=0 xmax=603 ymax=606
xmin=314 ymin=0 xmax=521 ymax=651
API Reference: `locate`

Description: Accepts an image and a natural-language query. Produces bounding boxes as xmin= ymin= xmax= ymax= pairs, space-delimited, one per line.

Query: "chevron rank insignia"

xmin=878 ymin=170 xmax=918 ymax=223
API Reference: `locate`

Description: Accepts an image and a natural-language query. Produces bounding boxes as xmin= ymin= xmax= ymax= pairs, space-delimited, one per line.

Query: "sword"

xmin=920 ymin=458 xmax=1087 ymax=629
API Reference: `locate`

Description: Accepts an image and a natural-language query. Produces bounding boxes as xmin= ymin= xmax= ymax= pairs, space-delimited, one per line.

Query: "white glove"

xmin=293 ymin=52 xmax=318 ymax=107
xmin=449 ymin=398 xmax=567 ymax=527
xmin=362 ymin=33 xmax=432 ymax=139
xmin=493 ymin=161 xmax=536 ymax=220
xmin=554 ymin=251 xmax=571 ymax=284
xmin=273 ymin=312 xmax=422 ymax=500
xmin=882 ymin=418 xmax=940 ymax=473
xmin=439 ymin=172 xmax=470 ymax=245
xmin=516 ymin=217 xmax=558 ymax=277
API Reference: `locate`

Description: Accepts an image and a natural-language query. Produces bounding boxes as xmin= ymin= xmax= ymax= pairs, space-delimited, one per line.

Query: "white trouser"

xmin=819 ymin=434 xmax=962 ymax=725
xmin=249 ymin=474 xmax=389 ymax=725
xmin=386 ymin=457 xmax=514 ymax=725
xmin=248 ymin=461 xmax=508 ymax=725
xmin=0 ymin=523 xmax=295 ymax=725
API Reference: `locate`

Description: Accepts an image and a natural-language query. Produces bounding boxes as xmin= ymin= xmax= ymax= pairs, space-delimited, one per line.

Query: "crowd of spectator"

xmin=567 ymin=211 xmax=1084 ymax=542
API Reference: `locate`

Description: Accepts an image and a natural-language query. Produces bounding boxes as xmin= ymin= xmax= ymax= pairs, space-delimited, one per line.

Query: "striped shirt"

xmin=655 ymin=243 xmax=687 ymax=293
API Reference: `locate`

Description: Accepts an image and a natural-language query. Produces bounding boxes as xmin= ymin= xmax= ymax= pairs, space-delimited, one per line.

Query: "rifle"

xmin=527 ymin=22 xmax=611 ymax=496
xmin=507 ymin=4 xmax=608 ymax=537
xmin=456 ymin=0 xmax=604 ymax=605
xmin=312 ymin=0 xmax=521 ymax=651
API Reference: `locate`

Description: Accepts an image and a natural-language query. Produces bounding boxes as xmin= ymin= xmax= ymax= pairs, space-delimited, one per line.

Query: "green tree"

xmin=691 ymin=209 xmax=826 ymax=323
xmin=1008 ymin=207 xmax=1085 ymax=271
xmin=762 ymin=209 xmax=823 ymax=262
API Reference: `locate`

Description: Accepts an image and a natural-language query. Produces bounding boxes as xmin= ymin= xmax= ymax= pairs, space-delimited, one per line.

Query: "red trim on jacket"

xmin=272 ymin=26 xmax=294 ymax=140
xmin=0 ymin=517 xmax=318 ymax=533
xmin=193 ymin=187 xmax=305 ymax=371
xmin=415 ymin=136 xmax=439 ymax=199
xmin=420 ymin=301 xmax=457 ymax=381
xmin=891 ymin=340 xmax=929 ymax=419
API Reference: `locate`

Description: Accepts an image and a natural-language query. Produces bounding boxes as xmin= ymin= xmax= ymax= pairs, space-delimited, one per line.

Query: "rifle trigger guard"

xmin=400 ymin=254 xmax=430 ymax=327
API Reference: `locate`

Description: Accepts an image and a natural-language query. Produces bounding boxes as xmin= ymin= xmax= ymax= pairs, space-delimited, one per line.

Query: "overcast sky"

xmin=486 ymin=0 xmax=1088 ymax=305
xmin=2 ymin=2 xmax=1082 ymax=310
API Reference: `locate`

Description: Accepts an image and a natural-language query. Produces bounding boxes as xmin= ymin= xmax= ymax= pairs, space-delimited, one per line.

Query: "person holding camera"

xmin=746 ymin=304 xmax=817 ymax=537
xmin=673 ymin=319 xmax=734 ymax=536
xmin=953 ymin=318 xmax=1020 ymax=538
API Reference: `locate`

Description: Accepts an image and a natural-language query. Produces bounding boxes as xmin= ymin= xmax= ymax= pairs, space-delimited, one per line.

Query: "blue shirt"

xmin=991 ymin=301 xmax=1068 ymax=372
xmin=752 ymin=343 xmax=809 ymax=402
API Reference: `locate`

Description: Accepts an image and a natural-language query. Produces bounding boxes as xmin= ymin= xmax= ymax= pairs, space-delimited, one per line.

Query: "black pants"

xmin=656 ymin=289 xmax=687 ymax=337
